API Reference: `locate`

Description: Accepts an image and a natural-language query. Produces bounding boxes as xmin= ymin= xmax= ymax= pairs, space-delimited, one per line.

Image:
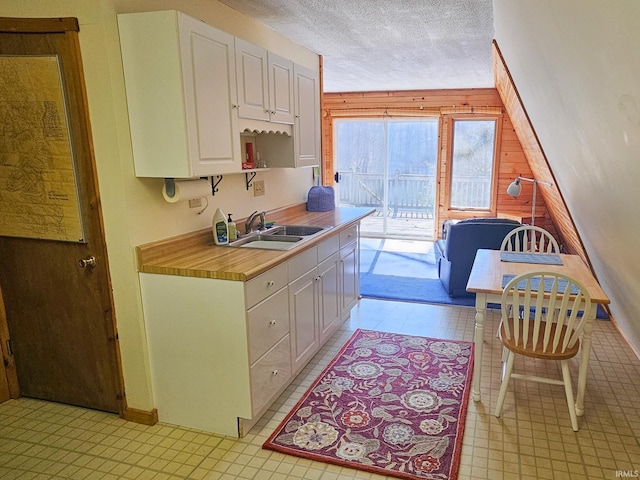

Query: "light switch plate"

xmin=253 ymin=180 xmax=265 ymax=196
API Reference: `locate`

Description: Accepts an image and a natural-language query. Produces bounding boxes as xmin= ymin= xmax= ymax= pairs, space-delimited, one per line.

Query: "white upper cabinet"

xmin=119 ymin=10 xmax=320 ymax=176
xmin=119 ymin=11 xmax=242 ymax=177
xmin=268 ymin=52 xmax=295 ymax=124
xmin=235 ymin=38 xmax=295 ymax=125
xmin=235 ymin=39 xmax=269 ymax=122
xmin=294 ymin=64 xmax=321 ymax=167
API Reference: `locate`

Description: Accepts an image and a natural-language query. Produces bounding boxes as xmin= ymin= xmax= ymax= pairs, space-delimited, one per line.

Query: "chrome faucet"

xmin=246 ymin=211 xmax=266 ymax=233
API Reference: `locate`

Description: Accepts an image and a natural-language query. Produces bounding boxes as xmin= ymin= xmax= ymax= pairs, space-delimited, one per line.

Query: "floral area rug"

xmin=263 ymin=329 xmax=474 ymax=480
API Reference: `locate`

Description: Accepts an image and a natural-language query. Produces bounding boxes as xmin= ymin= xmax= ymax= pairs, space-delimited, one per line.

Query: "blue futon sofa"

xmin=434 ymin=218 xmax=521 ymax=297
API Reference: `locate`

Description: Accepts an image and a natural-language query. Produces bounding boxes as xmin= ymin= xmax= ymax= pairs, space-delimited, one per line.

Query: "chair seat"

xmin=499 ymin=318 xmax=580 ymax=360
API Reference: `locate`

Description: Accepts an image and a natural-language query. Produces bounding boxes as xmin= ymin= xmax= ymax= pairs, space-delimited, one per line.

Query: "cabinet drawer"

xmin=250 ymin=334 xmax=292 ymax=416
xmin=288 ymin=246 xmax=317 ymax=281
xmin=318 ymin=234 xmax=339 ymax=262
xmin=247 ymin=287 xmax=289 ymax=364
xmin=340 ymin=225 xmax=358 ymax=248
xmin=245 ymin=262 xmax=288 ymax=308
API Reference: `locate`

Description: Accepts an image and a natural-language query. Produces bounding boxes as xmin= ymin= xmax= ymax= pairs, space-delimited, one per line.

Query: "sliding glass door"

xmin=335 ymin=118 xmax=438 ymax=239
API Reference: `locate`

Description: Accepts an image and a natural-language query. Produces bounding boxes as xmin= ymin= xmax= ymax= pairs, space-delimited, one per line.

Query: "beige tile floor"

xmin=1 ymin=299 xmax=639 ymax=480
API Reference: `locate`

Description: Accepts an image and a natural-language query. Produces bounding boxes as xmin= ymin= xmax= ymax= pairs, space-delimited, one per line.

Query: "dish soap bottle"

xmin=212 ymin=208 xmax=228 ymax=245
xmin=227 ymin=213 xmax=237 ymax=242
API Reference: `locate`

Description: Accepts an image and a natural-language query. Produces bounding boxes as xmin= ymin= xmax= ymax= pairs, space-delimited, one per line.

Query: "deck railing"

xmin=337 ymin=172 xmax=491 ymax=214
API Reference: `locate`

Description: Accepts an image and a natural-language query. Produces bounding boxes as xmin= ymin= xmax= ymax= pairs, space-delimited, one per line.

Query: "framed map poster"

xmin=0 ymin=55 xmax=85 ymax=242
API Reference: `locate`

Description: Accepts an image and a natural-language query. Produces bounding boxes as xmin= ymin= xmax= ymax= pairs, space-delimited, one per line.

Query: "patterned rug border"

xmin=263 ymin=329 xmax=474 ymax=480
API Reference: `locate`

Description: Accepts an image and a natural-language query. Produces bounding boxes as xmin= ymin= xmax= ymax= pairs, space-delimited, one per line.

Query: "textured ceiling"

xmin=217 ymin=0 xmax=495 ymax=92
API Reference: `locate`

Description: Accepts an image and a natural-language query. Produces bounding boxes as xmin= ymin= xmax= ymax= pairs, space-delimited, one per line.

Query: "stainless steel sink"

xmin=263 ymin=225 xmax=328 ymax=236
xmin=228 ymin=233 xmax=303 ymax=249
xmin=225 ymin=224 xmax=332 ymax=250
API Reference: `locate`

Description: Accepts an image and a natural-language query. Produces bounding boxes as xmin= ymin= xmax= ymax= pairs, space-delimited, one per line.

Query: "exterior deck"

xmin=359 ymin=209 xmax=435 ymax=240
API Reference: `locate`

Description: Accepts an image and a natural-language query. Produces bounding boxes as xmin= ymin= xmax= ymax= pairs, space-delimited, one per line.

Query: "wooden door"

xmin=0 ymin=18 xmax=123 ymax=413
xmin=0 ymin=286 xmax=18 ymax=403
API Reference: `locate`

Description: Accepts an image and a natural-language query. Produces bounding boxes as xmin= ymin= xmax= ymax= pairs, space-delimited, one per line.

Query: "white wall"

xmin=494 ymin=0 xmax=640 ymax=353
xmin=1 ymin=0 xmax=319 ymax=410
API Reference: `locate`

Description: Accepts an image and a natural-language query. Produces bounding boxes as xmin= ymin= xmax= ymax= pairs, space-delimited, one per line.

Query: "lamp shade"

xmin=507 ymin=178 xmax=522 ymax=197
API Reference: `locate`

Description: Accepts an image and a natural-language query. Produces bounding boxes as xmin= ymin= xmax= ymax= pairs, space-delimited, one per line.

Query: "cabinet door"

xmin=180 ymin=16 xmax=242 ymax=175
xmin=289 ymin=268 xmax=319 ymax=373
xmin=119 ymin=11 xmax=241 ymax=177
xmin=268 ymin=52 xmax=295 ymax=124
xmin=340 ymin=241 xmax=359 ymax=320
xmin=318 ymin=252 xmax=341 ymax=343
xmin=293 ymin=64 xmax=321 ymax=167
xmin=235 ymin=38 xmax=270 ymax=122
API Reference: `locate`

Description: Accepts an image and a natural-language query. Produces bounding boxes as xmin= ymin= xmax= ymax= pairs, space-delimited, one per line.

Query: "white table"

xmin=466 ymin=249 xmax=610 ymax=416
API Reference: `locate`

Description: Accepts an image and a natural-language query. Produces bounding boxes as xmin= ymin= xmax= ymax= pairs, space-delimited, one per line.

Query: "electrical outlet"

xmin=189 ymin=198 xmax=203 ymax=208
xmin=253 ymin=180 xmax=265 ymax=197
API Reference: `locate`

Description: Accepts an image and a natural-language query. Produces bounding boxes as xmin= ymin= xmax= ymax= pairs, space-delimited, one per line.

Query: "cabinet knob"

xmin=272 ymin=369 xmax=278 ymax=376
xmin=267 ymin=280 xmax=275 ymax=287
xmin=269 ymin=320 xmax=277 ymax=326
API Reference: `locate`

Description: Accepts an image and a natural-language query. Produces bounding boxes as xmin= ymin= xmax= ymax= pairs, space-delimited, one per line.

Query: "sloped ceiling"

xmin=493 ymin=1 xmax=640 ymax=354
xmin=217 ymin=0 xmax=495 ymax=92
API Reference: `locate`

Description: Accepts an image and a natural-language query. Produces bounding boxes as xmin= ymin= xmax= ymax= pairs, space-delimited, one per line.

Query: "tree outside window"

xmin=450 ymin=119 xmax=497 ymax=210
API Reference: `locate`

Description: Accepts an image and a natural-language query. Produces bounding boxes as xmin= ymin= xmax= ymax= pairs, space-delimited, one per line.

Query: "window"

xmin=449 ymin=119 xmax=498 ymax=210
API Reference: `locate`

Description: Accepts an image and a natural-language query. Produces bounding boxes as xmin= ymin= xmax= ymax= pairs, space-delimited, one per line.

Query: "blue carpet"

xmin=359 ymin=239 xmax=609 ymax=319
xmin=360 ymin=272 xmax=477 ymax=307
xmin=359 ymin=239 xmax=478 ymax=308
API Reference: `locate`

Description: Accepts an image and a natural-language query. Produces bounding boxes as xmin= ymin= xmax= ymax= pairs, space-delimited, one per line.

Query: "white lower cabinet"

xmin=247 ymin=287 xmax=289 ymax=365
xmin=339 ymin=225 xmax=360 ymax=316
xmin=318 ymin=252 xmax=341 ymax=344
xmin=138 ymin=223 xmax=360 ymax=437
xmin=288 ymin=238 xmax=342 ymax=374
xmin=249 ymin=334 xmax=291 ymax=418
xmin=289 ymin=266 xmax=319 ymax=373
xmin=247 ymin=286 xmax=291 ymax=418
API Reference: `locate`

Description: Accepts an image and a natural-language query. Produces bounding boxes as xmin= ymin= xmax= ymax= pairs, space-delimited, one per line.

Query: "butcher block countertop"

xmin=136 ymin=204 xmax=375 ymax=281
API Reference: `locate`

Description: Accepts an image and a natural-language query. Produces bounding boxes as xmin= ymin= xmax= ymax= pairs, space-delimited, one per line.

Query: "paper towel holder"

xmin=163 ymin=176 xmax=223 ymax=198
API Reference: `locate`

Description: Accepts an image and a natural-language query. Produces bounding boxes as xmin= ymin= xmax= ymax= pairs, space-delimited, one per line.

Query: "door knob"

xmin=79 ymin=255 xmax=97 ymax=269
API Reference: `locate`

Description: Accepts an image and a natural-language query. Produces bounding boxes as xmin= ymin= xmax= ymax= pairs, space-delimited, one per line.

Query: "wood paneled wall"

xmin=492 ymin=41 xmax=586 ymax=260
xmin=322 ymin=88 xmax=555 ymax=239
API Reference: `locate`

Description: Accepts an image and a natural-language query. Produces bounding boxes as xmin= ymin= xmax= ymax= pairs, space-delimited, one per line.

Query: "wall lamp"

xmin=506 ymin=176 xmax=553 ymax=227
